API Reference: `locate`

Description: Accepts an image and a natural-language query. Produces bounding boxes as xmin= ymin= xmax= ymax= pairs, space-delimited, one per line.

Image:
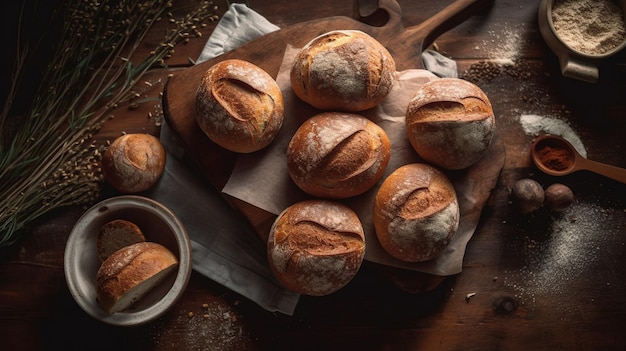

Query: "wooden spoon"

xmin=531 ymin=135 xmax=626 ymax=184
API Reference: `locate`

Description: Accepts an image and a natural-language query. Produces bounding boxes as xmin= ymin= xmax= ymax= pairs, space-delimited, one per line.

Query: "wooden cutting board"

xmin=162 ymin=0 xmax=503 ymax=253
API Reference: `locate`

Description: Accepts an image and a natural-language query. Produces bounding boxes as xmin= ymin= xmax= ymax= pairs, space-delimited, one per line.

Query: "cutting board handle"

xmin=356 ymin=0 xmax=492 ymax=54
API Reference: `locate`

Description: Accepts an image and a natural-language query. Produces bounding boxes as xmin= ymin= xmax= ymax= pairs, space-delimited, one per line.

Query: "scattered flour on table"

xmin=503 ymin=201 xmax=622 ymax=311
xmin=519 ymin=114 xmax=587 ymax=158
xmin=151 ymin=300 xmax=250 ymax=351
xmin=477 ymin=22 xmax=526 ymax=63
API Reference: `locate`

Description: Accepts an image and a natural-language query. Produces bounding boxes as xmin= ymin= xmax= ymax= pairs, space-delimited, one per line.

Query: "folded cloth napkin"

xmin=422 ymin=50 xmax=458 ymax=78
xmin=149 ymin=122 xmax=300 ymax=315
xmin=149 ymin=3 xmax=459 ymax=316
xmin=149 ymin=3 xmax=299 ymax=316
xmin=196 ymin=3 xmax=279 ymax=63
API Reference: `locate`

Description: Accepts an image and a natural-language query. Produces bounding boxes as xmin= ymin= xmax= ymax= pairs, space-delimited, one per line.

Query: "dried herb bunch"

xmin=0 ymin=0 xmax=219 ymax=247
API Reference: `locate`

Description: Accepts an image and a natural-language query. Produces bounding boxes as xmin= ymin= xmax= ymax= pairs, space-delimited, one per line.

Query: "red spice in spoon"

xmin=535 ymin=140 xmax=574 ymax=172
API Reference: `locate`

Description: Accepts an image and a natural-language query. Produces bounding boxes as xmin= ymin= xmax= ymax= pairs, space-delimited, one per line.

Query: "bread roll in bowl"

xmin=287 ymin=112 xmax=391 ymax=199
xmin=405 ymin=78 xmax=495 ymax=170
xmin=373 ymin=163 xmax=460 ymax=263
xmin=102 ymin=133 xmax=166 ymax=193
xmin=290 ymin=30 xmax=396 ymax=111
xmin=195 ymin=59 xmax=284 ymax=153
xmin=267 ymin=200 xmax=366 ymax=296
xmin=96 ymin=242 xmax=178 ymax=314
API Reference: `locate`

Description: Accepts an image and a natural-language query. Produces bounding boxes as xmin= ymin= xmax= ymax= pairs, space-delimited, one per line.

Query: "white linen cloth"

xmin=149 ymin=3 xmax=298 ymax=315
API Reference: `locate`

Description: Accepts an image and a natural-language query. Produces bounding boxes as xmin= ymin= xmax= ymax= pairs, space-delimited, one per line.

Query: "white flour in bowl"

xmin=552 ymin=0 xmax=626 ymax=55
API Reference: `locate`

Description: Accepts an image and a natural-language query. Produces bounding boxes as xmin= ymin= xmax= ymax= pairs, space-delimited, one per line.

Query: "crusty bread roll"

xmin=267 ymin=200 xmax=366 ymax=296
xmin=97 ymin=219 xmax=146 ymax=262
xmin=405 ymin=78 xmax=495 ymax=170
xmin=96 ymin=242 xmax=178 ymax=314
xmin=373 ymin=163 xmax=460 ymax=263
xmin=290 ymin=30 xmax=396 ymax=111
xmin=195 ymin=59 xmax=284 ymax=153
xmin=101 ymin=133 xmax=166 ymax=193
xmin=287 ymin=112 xmax=391 ymax=199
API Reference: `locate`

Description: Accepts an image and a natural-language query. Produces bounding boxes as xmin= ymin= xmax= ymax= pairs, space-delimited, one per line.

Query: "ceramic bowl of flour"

xmin=539 ymin=0 xmax=626 ymax=83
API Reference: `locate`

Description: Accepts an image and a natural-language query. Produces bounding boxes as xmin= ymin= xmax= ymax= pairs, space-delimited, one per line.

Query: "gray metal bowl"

xmin=64 ymin=195 xmax=192 ymax=326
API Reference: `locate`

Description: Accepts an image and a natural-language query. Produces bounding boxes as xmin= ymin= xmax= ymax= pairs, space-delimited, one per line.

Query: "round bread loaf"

xmin=101 ymin=133 xmax=166 ymax=193
xmin=290 ymin=30 xmax=396 ymax=111
xmin=96 ymin=242 xmax=178 ymax=314
xmin=373 ymin=163 xmax=460 ymax=263
xmin=267 ymin=200 xmax=366 ymax=296
xmin=287 ymin=112 xmax=391 ymax=199
xmin=195 ymin=59 xmax=284 ymax=153
xmin=405 ymin=78 xmax=495 ymax=170
xmin=97 ymin=219 xmax=146 ymax=262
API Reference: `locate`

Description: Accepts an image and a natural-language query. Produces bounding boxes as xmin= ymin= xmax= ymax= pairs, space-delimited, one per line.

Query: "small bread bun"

xmin=287 ymin=112 xmax=390 ymax=199
xmin=97 ymin=219 xmax=146 ymax=262
xmin=373 ymin=163 xmax=460 ymax=263
xmin=405 ymin=78 xmax=495 ymax=170
xmin=101 ymin=133 xmax=166 ymax=193
xmin=290 ymin=30 xmax=396 ymax=111
xmin=195 ymin=59 xmax=284 ymax=153
xmin=267 ymin=200 xmax=366 ymax=296
xmin=96 ymin=242 xmax=178 ymax=314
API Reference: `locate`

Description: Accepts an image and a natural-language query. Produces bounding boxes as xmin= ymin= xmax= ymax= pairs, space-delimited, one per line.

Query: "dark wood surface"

xmin=2 ymin=0 xmax=626 ymax=350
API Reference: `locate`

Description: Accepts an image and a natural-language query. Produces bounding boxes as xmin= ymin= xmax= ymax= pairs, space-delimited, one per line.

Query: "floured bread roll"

xmin=373 ymin=163 xmax=460 ymax=262
xmin=267 ymin=200 xmax=366 ymax=296
xmin=195 ymin=59 xmax=284 ymax=153
xmin=287 ymin=112 xmax=391 ymax=199
xmin=290 ymin=30 xmax=396 ymax=111
xmin=101 ymin=133 xmax=166 ymax=193
xmin=405 ymin=78 xmax=495 ymax=170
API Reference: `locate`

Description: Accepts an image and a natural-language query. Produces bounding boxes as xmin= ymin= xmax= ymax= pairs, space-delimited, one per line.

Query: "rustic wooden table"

xmin=2 ymin=0 xmax=626 ymax=350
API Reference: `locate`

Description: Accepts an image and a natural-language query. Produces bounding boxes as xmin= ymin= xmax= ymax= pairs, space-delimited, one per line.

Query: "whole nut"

xmin=544 ymin=183 xmax=574 ymax=212
xmin=511 ymin=178 xmax=545 ymax=214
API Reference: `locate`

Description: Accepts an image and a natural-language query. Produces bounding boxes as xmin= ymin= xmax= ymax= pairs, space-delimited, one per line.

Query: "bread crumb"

xmin=465 ymin=292 xmax=476 ymax=302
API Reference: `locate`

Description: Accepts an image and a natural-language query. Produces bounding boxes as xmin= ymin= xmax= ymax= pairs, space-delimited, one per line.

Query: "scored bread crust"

xmin=97 ymin=219 xmax=146 ymax=262
xmin=290 ymin=30 xmax=396 ymax=111
xmin=96 ymin=242 xmax=178 ymax=314
xmin=287 ymin=112 xmax=391 ymax=199
xmin=195 ymin=59 xmax=284 ymax=153
xmin=101 ymin=133 xmax=166 ymax=193
xmin=405 ymin=78 xmax=495 ymax=170
xmin=267 ymin=200 xmax=366 ymax=296
xmin=373 ymin=163 xmax=460 ymax=263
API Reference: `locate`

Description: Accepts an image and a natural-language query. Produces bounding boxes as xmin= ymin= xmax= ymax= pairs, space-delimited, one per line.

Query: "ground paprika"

xmin=535 ymin=139 xmax=574 ymax=171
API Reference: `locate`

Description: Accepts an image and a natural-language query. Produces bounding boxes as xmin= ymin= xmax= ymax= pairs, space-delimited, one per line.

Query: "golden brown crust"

xmin=290 ymin=30 xmax=396 ymax=111
xmin=405 ymin=78 xmax=495 ymax=170
xmin=101 ymin=133 xmax=166 ymax=193
xmin=267 ymin=200 xmax=366 ymax=296
xmin=195 ymin=59 xmax=284 ymax=153
xmin=373 ymin=163 xmax=459 ymax=263
xmin=287 ymin=112 xmax=391 ymax=199
xmin=96 ymin=242 xmax=178 ymax=314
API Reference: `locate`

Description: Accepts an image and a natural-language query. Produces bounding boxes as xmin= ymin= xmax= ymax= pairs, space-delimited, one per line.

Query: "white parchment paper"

xmin=223 ymin=46 xmax=500 ymax=276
